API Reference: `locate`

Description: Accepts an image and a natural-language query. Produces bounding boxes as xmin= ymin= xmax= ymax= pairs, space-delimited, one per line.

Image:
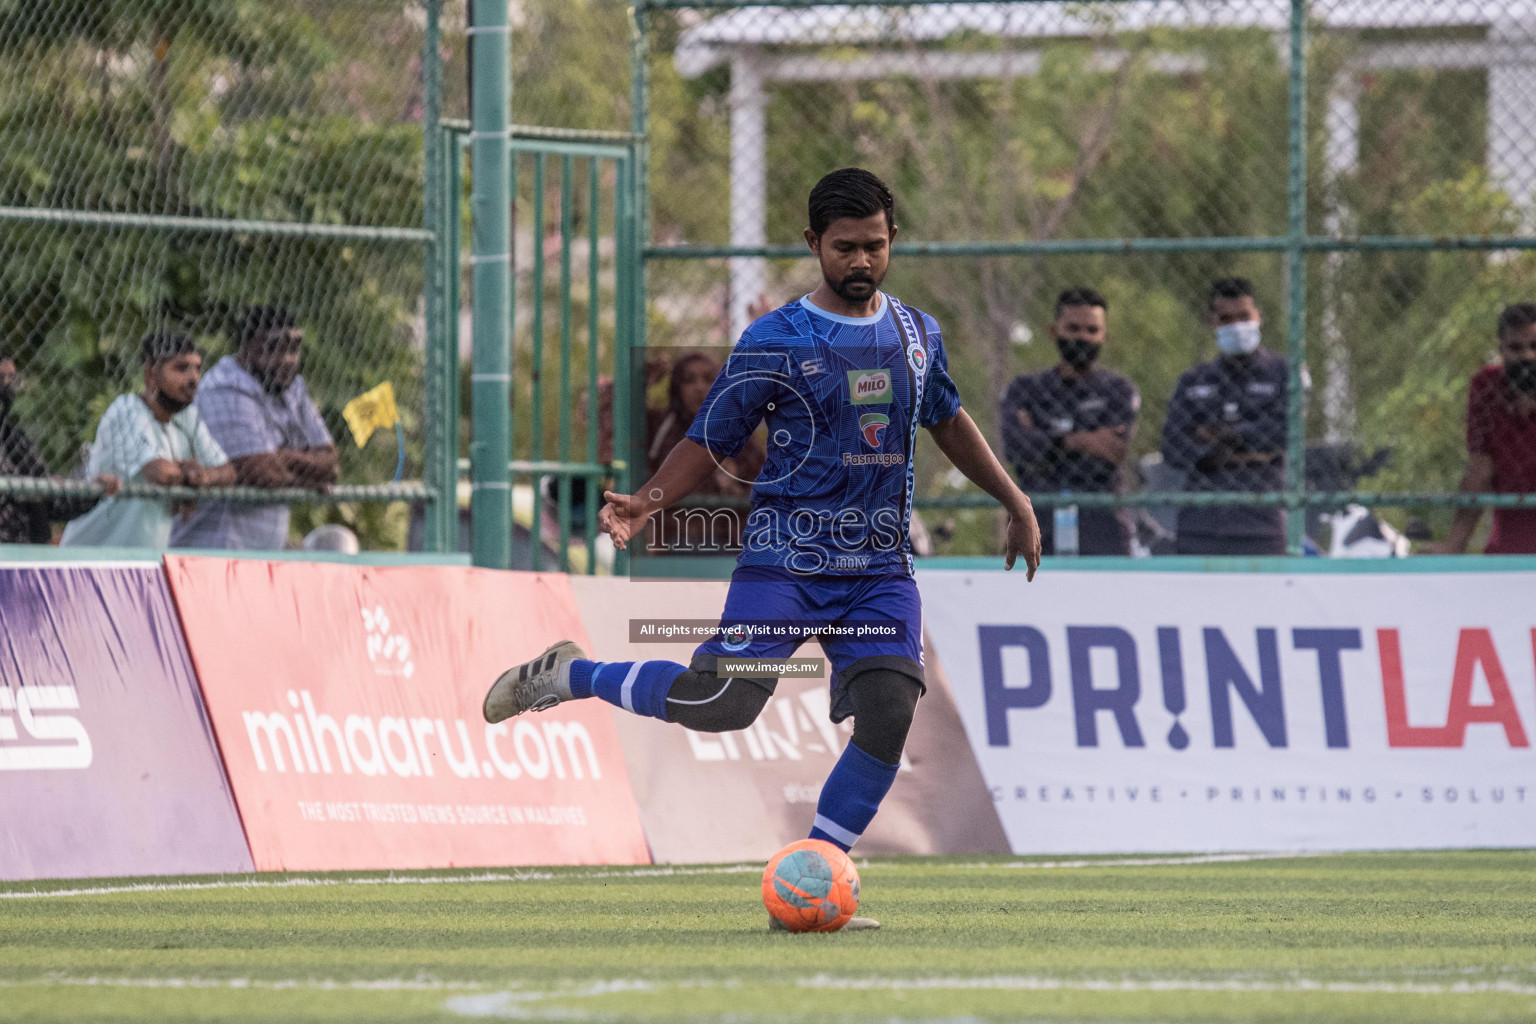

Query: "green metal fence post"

xmin=530 ymin=154 xmax=547 ymax=570
xmin=622 ymin=2 xmax=651 ymax=578
xmin=469 ymin=0 xmax=512 ymax=569
xmin=614 ymin=152 xmax=634 ymax=578
xmin=557 ymin=154 xmax=576 ymax=572
xmin=586 ymin=157 xmax=602 ymax=570
xmin=1284 ymin=0 xmax=1309 ymax=557
xmin=421 ymin=0 xmax=450 ymax=554
xmin=446 ymin=133 xmax=464 ymax=547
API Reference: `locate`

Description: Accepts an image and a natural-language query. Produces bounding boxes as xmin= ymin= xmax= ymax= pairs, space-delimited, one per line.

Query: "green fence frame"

xmin=452 ymin=117 xmax=640 ymax=573
xmin=626 ymin=0 xmax=1536 ymax=562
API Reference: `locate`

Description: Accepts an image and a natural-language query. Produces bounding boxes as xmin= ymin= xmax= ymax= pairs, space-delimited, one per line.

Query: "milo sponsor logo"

xmin=847 ymin=369 xmax=891 ymax=405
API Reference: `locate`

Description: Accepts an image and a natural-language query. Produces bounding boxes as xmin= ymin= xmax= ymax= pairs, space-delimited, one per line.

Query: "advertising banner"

xmin=569 ymin=576 xmax=1008 ymax=863
xmin=166 ymin=557 xmax=649 ymax=871
xmin=0 ymin=564 xmax=253 ymax=881
xmin=919 ymin=568 xmax=1536 ymax=853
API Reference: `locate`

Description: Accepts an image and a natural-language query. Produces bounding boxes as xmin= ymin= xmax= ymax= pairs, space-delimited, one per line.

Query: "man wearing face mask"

xmin=171 ymin=304 xmax=338 ymax=550
xmin=1000 ymin=287 xmax=1139 ymax=555
xmin=1161 ymin=277 xmax=1298 ymax=556
xmin=1424 ymin=302 xmax=1536 ymax=555
xmin=61 ymin=332 xmax=232 ymax=548
xmin=0 ymin=353 xmax=120 ymax=543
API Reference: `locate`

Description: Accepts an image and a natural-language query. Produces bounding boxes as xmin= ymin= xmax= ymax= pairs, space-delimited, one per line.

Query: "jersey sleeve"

xmin=197 ymin=383 xmax=276 ymax=459
xmin=999 ymin=375 xmax=1053 ymax=466
xmin=1466 ymin=370 xmax=1496 ymax=455
xmin=1160 ymin=369 xmax=1212 ymax=472
xmin=190 ymin=410 xmax=231 ymax=467
xmin=292 ymin=377 xmax=336 ymax=448
xmin=94 ymin=399 xmax=162 ymax=481
xmin=1108 ymin=375 xmax=1141 ymax=430
xmin=918 ymin=316 xmax=962 ymax=428
xmin=683 ymin=334 xmax=785 ymax=459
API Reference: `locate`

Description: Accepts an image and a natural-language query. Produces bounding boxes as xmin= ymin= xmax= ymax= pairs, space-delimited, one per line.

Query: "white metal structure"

xmin=675 ymin=2 xmax=1536 ymax=343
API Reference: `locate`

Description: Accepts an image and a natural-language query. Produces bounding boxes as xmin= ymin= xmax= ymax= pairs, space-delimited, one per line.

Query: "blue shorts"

xmin=691 ymin=566 xmax=926 ymax=722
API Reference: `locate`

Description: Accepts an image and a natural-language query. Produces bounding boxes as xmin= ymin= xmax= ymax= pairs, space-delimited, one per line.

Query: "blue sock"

xmin=808 ymin=741 xmax=900 ymax=852
xmin=568 ymin=659 xmax=686 ymax=721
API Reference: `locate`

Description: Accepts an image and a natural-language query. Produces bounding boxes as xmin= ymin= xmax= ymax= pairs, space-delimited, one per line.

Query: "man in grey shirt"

xmin=171 ymin=305 xmax=339 ymax=549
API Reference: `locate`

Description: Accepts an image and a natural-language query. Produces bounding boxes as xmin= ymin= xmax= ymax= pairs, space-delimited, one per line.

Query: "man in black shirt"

xmin=1161 ymin=277 xmax=1301 ymax=556
xmin=0 ymin=353 xmax=117 ymax=543
xmin=1000 ymin=287 xmax=1139 ymax=555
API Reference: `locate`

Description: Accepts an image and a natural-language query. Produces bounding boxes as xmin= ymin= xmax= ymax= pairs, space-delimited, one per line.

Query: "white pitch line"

xmin=797 ymin=974 xmax=1536 ymax=996
xmin=0 ymin=851 xmax=1356 ymax=901
xmin=0 ymin=977 xmax=487 ymax=991
xmin=4 ymin=973 xmax=1532 ymax=1004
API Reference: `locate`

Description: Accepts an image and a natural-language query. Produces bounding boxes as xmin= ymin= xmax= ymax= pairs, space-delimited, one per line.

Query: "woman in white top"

xmin=62 ymin=332 xmax=234 ymax=549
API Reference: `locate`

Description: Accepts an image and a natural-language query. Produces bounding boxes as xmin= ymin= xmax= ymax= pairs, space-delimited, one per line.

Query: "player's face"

xmin=1208 ymin=294 xmax=1260 ymax=327
xmin=1052 ymin=304 xmax=1106 ymax=346
xmin=149 ymin=352 xmax=203 ymax=408
xmin=244 ymin=329 xmax=304 ymax=394
xmin=1498 ymin=322 xmax=1536 ymax=364
xmin=807 ymin=212 xmax=895 ymax=303
xmin=677 ymin=362 xmax=715 ymax=417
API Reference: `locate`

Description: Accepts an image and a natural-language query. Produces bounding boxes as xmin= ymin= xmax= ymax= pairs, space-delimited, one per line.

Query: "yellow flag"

xmin=342 ymin=382 xmax=399 ymax=447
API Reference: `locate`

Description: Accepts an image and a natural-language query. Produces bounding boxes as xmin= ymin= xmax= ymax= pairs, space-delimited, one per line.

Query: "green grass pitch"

xmin=2 ymin=851 xmax=1533 ymax=1023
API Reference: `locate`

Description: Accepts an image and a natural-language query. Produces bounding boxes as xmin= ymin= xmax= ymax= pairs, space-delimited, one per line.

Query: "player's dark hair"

xmin=238 ymin=304 xmax=298 ymax=347
xmin=140 ymin=331 xmax=199 ymax=368
xmin=1055 ymin=287 xmax=1107 ymax=318
xmin=1207 ymin=277 xmax=1256 ymax=309
xmin=807 ymin=168 xmax=895 ymax=236
xmin=1496 ymin=302 xmax=1536 ymax=341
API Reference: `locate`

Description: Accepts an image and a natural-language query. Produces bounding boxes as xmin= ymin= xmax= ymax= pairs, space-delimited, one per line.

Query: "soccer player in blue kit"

xmin=484 ymin=169 xmax=1041 ymax=928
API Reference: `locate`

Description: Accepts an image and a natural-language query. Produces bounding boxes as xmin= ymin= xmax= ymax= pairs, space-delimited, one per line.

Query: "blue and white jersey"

xmin=683 ymin=293 xmax=961 ymax=575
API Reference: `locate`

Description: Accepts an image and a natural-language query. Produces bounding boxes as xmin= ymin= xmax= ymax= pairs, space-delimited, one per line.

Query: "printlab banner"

xmin=166 ymin=557 xmax=650 ymax=871
xmin=570 ymin=576 xmax=1008 ymax=862
xmin=0 ymin=565 xmax=253 ymax=881
xmin=918 ymin=568 xmax=1536 ymax=853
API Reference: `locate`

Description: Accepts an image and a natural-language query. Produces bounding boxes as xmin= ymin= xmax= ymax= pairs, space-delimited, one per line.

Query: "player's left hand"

xmin=1004 ymin=504 xmax=1041 ymax=581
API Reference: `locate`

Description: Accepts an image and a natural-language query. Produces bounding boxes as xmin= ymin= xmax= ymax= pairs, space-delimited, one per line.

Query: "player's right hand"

xmin=598 ymin=490 xmax=652 ymax=551
xmin=1004 ymin=505 xmax=1042 ymax=581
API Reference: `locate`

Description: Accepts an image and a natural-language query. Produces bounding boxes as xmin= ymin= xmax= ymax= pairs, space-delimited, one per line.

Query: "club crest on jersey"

xmin=859 ymin=412 xmax=890 ymax=447
xmin=846 ymin=369 xmax=891 ymax=405
xmin=906 ymin=341 xmax=927 ymax=374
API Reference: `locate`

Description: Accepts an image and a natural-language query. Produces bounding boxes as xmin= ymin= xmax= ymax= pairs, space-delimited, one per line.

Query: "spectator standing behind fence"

xmin=60 ymin=333 xmax=231 ymax=548
xmin=999 ymin=288 xmax=1138 ymax=556
xmin=1424 ymin=303 xmax=1536 ymax=555
xmin=646 ymin=351 xmax=765 ymax=554
xmin=170 ymin=306 xmax=338 ymax=550
xmin=0 ymin=352 xmax=120 ymax=543
xmin=1161 ymin=277 xmax=1303 ymax=556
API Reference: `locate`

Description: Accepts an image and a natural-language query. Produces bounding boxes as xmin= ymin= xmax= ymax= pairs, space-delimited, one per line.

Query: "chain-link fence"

xmin=634 ymin=0 xmax=1536 ymax=558
xmin=0 ymin=1 xmax=461 ymax=550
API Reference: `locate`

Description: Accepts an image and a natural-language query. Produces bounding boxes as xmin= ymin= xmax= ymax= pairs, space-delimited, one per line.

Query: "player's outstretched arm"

xmin=926 ymin=410 xmax=1042 ymax=580
xmin=599 ymin=438 xmax=724 ymax=551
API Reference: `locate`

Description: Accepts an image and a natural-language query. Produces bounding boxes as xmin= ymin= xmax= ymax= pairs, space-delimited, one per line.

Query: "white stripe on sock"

xmin=811 ymin=814 xmax=861 ymax=849
xmin=619 ymin=663 xmax=644 ymax=714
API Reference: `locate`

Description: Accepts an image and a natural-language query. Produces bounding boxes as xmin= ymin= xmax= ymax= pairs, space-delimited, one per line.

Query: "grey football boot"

xmin=483 ymin=640 xmax=587 ymax=723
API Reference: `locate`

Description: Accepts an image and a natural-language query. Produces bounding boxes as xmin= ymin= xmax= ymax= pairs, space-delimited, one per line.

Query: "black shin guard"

xmin=662 ymin=670 xmax=775 ymax=732
xmin=847 ymin=668 xmax=923 ymax=765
